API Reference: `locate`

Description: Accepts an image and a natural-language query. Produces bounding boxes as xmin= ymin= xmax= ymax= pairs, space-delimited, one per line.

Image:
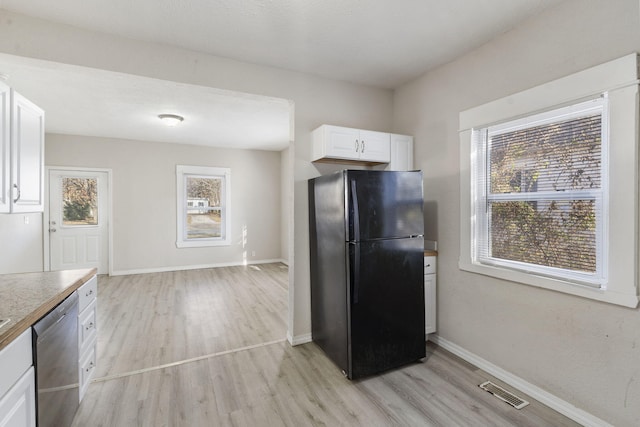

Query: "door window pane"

xmin=62 ymin=177 xmax=98 ymax=226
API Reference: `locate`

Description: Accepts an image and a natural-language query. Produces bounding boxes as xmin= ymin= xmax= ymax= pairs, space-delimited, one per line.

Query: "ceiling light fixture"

xmin=158 ymin=114 xmax=184 ymax=127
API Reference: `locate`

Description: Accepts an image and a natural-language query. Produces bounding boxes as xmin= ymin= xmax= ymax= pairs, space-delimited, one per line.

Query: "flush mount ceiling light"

xmin=158 ymin=114 xmax=184 ymax=127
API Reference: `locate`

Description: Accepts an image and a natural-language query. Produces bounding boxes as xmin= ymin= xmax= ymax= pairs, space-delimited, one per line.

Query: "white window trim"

xmin=459 ymin=53 xmax=639 ymax=308
xmin=176 ymin=165 xmax=231 ymax=248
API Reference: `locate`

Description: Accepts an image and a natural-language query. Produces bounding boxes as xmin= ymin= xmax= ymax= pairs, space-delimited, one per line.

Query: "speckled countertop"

xmin=0 ymin=268 xmax=96 ymax=351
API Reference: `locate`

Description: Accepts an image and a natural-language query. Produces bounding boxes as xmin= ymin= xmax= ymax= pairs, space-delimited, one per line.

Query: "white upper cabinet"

xmin=0 ymin=81 xmax=45 ymax=213
xmin=386 ymin=134 xmax=414 ymax=171
xmin=0 ymin=83 xmax=9 ymax=213
xmin=312 ymin=125 xmax=391 ymax=164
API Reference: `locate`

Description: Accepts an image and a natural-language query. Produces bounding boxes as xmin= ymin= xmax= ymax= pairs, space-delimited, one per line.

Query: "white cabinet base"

xmin=0 ymin=367 xmax=35 ymax=427
xmin=424 ymin=255 xmax=437 ymax=336
xmin=78 ymin=275 xmax=98 ymax=403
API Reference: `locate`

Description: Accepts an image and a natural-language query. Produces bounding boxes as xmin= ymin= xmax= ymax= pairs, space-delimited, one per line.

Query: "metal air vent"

xmin=479 ymin=381 xmax=529 ymax=409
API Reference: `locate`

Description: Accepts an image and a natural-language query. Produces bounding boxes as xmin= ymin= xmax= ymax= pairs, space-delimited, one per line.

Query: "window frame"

xmin=459 ymin=54 xmax=639 ymax=308
xmin=176 ymin=165 xmax=231 ymax=248
xmin=472 ymin=98 xmax=608 ymax=287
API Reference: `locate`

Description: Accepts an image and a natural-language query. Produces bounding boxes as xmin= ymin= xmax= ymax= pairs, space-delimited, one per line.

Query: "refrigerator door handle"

xmin=350 ymin=179 xmax=360 ymax=242
xmin=353 ymin=242 xmax=360 ymax=304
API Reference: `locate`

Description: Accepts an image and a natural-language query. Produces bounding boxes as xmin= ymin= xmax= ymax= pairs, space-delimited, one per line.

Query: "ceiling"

xmin=0 ymin=0 xmax=566 ymax=151
xmin=0 ymin=54 xmax=292 ymax=151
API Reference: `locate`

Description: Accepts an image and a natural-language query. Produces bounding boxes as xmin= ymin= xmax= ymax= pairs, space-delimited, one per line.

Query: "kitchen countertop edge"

xmin=0 ymin=268 xmax=97 ymax=351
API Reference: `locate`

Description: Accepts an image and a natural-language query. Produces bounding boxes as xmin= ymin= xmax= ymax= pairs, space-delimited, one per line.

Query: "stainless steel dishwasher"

xmin=32 ymin=291 xmax=79 ymax=427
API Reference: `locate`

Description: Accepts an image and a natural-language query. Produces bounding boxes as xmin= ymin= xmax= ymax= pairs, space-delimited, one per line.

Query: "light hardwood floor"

xmin=71 ymin=263 xmax=579 ymax=427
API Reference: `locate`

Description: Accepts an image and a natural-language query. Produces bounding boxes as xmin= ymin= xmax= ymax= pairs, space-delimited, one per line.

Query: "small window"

xmin=472 ymin=98 xmax=607 ymax=286
xmin=176 ymin=165 xmax=231 ymax=248
xmin=62 ymin=177 xmax=98 ymax=226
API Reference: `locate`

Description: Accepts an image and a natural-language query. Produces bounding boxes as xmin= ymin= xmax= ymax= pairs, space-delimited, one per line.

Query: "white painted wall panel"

xmin=393 ymin=0 xmax=640 ymax=425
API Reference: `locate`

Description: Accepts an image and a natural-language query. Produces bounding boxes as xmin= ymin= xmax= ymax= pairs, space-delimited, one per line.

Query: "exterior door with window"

xmin=49 ymin=170 xmax=109 ymax=274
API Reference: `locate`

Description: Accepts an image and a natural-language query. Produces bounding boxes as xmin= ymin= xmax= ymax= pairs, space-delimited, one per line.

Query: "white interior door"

xmin=49 ymin=169 xmax=109 ymax=274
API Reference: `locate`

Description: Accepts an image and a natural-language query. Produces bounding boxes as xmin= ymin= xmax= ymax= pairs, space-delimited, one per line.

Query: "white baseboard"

xmin=431 ymin=335 xmax=611 ymax=427
xmin=111 ymin=258 xmax=287 ymax=276
xmin=287 ymin=332 xmax=312 ymax=346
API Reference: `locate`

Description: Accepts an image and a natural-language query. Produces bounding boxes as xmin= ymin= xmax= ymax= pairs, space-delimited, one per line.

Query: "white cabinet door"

xmin=0 ymin=323 xmax=35 ymax=427
xmin=11 ymin=92 xmax=44 ymax=213
xmin=425 ymin=274 xmax=437 ymax=334
xmin=359 ymin=130 xmax=390 ymax=163
xmin=78 ymin=275 xmax=98 ymax=403
xmin=324 ymin=125 xmax=359 ymax=160
xmin=0 ymin=367 xmax=36 ymax=427
xmin=424 ymin=255 xmax=437 ymax=335
xmin=0 ymin=82 xmax=10 ymax=213
xmin=387 ymin=134 xmax=414 ymax=171
xmin=312 ymin=125 xmax=390 ymax=163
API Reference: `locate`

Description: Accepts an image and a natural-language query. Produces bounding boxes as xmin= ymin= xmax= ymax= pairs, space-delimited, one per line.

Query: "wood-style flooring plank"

xmin=72 ymin=263 xmax=580 ymax=427
xmin=94 ymin=264 xmax=288 ymax=377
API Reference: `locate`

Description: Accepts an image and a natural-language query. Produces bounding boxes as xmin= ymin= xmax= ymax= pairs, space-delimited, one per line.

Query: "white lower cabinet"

xmin=0 ymin=329 xmax=35 ymax=427
xmin=77 ymin=275 xmax=98 ymax=402
xmin=0 ymin=367 xmax=35 ymax=427
xmin=424 ymin=256 xmax=437 ymax=335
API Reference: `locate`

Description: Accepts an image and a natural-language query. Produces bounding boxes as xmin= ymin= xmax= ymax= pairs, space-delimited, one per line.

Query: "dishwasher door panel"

xmin=33 ymin=292 xmax=79 ymax=427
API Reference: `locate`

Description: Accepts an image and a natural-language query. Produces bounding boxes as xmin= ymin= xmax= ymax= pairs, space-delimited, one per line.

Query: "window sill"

xmin=176 ymin=239 xmax=230 ymax=248
xmin=459 ymin=260 xmax=639 ymax=308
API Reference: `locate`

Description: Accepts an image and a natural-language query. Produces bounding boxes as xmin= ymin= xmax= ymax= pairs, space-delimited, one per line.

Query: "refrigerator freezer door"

xmin=347 ymin=170 xmax=424 ymax=242
xmin=347 ymin=236 xmax=425 ymax=379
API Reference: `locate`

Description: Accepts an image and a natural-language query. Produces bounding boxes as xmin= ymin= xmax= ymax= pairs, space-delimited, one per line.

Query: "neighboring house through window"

xmin=176 ymin=165 xmax=231 ymax=248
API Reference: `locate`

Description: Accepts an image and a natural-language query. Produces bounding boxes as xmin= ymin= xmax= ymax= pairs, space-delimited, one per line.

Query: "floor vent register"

xmin=479 ymin=381 xmax=530 ymax=409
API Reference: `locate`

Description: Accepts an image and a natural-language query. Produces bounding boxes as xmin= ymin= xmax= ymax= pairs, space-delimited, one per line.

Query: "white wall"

xmin=0 ymin=10 xmax=394 ymax=340
xmin=46 ymin=134 xmax=282 ymax=273
xmin=280 ymin=146 xmax=291 ymax=264
xmin=0 ymin=213 xmax=43 ymax=273
xmin=393 ymin=0 xmax=640 ymax=425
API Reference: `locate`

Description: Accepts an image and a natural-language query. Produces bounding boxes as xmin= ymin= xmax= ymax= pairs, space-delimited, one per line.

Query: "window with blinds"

xmin=472 ymin=97 xmax=607 ymax=287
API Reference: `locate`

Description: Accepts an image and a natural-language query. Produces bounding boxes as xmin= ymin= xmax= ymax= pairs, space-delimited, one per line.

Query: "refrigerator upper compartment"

xmin=346 ymin=170 xmax=424 ymax=242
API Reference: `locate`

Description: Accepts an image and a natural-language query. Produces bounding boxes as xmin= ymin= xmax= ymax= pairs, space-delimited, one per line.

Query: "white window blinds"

xmin=473 ymin=98 xmax=607 ymax=286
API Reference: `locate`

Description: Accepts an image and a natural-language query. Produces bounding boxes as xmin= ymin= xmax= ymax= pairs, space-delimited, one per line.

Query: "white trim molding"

xmin=287 ymin=332 xmax=312 ymax=346
xmin=176 ymin=165 xmax=231 ymax=248
xmin=431 ymin=335 xmax=612 ymax=427
xmin=111 ymin=258 xmax=285 ymax=276
xmin=44 ymin=166 xmax=114 ymax=276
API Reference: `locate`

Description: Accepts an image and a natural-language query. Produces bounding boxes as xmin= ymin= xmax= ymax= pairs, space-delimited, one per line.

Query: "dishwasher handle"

xmin=33 ymin=291 xmax=79 ymax=337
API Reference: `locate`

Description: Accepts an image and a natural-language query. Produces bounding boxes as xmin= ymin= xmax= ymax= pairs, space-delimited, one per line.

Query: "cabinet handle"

xmin=86 ymin=289 xmax=93 ymax=297
xmin=12 ymin=184 xmax=20 ymax=203
xmin=355 ymin=139 xmax=359 ymax=152
xmin=86 ymin=321 xmax=94 ymax=330
xmin=361 ymin=140 xmax=365 ymax=153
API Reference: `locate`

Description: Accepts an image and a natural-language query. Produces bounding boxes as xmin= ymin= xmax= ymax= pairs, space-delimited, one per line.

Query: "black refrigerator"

xmin=308 ymin=169 xmax=425 ymax=379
